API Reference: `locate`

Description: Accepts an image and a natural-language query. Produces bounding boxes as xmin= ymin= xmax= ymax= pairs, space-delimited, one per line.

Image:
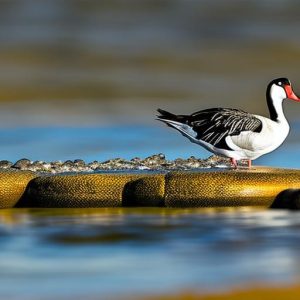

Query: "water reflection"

xmin=1 ymin=208 xmax=300 ymax=299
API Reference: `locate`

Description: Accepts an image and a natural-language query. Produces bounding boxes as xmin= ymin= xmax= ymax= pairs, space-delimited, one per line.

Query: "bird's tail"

xmin=156 ymin=108 xmax=197 ymax=140
xmin=156 ymin=108 xmax=188 ymax=123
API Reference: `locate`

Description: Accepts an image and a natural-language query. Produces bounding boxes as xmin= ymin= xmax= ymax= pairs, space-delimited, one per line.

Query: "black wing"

xmin=189 ymin=108 xmax=262 ymax=150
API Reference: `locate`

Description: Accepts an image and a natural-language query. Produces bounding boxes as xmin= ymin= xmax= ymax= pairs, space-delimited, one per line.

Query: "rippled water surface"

xmin=0 ymin=208 xmax=300 ymax=299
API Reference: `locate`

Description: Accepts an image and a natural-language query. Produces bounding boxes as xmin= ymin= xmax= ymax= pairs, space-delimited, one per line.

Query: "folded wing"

xmin=189 ymin=108 xmax=263 ymax=150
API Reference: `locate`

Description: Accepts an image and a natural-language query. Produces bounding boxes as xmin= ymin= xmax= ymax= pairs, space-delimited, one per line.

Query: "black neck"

xmin=266 ymin=83 xmax=279 ymax=121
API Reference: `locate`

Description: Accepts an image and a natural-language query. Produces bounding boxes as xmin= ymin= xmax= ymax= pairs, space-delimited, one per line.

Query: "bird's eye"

xmin=278 ymin=81 xmax=282 ymax=86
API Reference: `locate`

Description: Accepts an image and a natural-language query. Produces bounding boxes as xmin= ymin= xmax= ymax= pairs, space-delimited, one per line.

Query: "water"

xmin=1 ymin=124 xmax=300 ymax=168
xmin=0 ymin=208 xmax=300 ymax=299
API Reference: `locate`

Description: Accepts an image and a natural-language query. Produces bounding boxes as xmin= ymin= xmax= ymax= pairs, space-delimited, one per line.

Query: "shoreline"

xmin=0 ymin=154 xmax=245 ymax=174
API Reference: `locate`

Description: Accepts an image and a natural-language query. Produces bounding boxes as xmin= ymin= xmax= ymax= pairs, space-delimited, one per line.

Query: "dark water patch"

xmin=48 ymin=231 xmax=153 ymax=245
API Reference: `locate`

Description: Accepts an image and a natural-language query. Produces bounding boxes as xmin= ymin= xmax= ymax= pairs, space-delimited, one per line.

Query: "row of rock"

xmin=0 ymin=154 xmax=237 ymax=173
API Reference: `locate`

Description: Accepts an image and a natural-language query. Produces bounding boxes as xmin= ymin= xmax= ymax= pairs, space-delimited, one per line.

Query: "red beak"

xmin=285 ymin=84 xmax=300 ymax=101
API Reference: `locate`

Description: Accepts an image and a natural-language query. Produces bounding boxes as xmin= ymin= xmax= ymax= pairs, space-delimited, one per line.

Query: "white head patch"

xmin=270 ymin=84 xmax=287 ymax=101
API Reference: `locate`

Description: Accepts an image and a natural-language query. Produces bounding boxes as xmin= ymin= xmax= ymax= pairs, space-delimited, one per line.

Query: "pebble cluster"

xmin=0 ymin=154 xmax=245 ymax=174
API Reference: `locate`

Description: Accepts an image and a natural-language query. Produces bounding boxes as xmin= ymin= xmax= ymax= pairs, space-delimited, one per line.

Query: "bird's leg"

xmin=230 ymin=158 xmax=238 ymax=169
xmin=247 ymin=160 xmax=252 ymax=169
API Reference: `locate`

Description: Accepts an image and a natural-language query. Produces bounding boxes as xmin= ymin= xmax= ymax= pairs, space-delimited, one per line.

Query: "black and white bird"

xmin=157 ymin=78 xmax=300 ymax=168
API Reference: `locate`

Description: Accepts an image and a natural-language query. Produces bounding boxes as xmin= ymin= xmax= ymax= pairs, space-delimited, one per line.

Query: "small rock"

xmin=0 ymin=160 xmax=13 ymax=169
xmin=88 ymin=161 xmax=100 ymax=170
xmin=143 ymin=154 xmax=166 ymax=166
xmin=3 ymin=154 xmax=236 ymax=173
xmin=131 ymin=157 xmax=141 ymax=163
xmin=12 ymin=158 xmax=32 ymax=170
xmin=74 ymin=159 xmax=86 ymax=167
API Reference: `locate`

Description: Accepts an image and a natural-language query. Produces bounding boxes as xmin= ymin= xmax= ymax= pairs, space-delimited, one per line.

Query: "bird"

xmin=157 ymin=77 xmax=300 ymax=168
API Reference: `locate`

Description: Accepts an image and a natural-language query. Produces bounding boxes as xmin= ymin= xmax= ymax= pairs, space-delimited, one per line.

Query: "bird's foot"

xmin=247 ymin=160 xmax=252 ymax=169
xmin=230 ymin=158 xmax=238 ymax=169
xmin=230 ymin=158 xmax=252 ymax=169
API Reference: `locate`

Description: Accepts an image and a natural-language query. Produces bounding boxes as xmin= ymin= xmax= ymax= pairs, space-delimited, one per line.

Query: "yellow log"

xmin=165 ymin=167 xmax=300 ymax=207
xmin=2 ymin=167 xmax=300 ymax=208
xmin=25 ymin=173 xmax=165 ymax=208
xmin=0 ymin=170 xmax=36 ymax=208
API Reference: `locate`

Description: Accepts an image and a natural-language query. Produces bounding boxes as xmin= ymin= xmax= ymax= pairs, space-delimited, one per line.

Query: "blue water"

xmin=1 ymin=121 xmax=300 ymax=299
xmin=1 ymin=124 xmax=300 ymax=168
xmin=0 ymin=208 xmax=300 ymax=300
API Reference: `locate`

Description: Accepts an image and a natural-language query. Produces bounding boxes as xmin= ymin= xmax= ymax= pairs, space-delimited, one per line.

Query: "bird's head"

xmin=268 ymin=78 xmax=300 ymax=102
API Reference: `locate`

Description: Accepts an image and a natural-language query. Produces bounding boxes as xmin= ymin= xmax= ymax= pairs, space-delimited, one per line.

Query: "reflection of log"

xmin=1 ymin=167 xmax=300 ymax=208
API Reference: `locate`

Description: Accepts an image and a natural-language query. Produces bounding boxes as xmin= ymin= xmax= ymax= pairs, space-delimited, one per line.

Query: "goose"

xmin=157 ymin=78 xmax=300 ymax=168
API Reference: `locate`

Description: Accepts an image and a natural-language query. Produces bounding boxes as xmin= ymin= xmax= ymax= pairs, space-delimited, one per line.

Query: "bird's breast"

xmin=228 ymin=116 xmax=289 ymax=153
